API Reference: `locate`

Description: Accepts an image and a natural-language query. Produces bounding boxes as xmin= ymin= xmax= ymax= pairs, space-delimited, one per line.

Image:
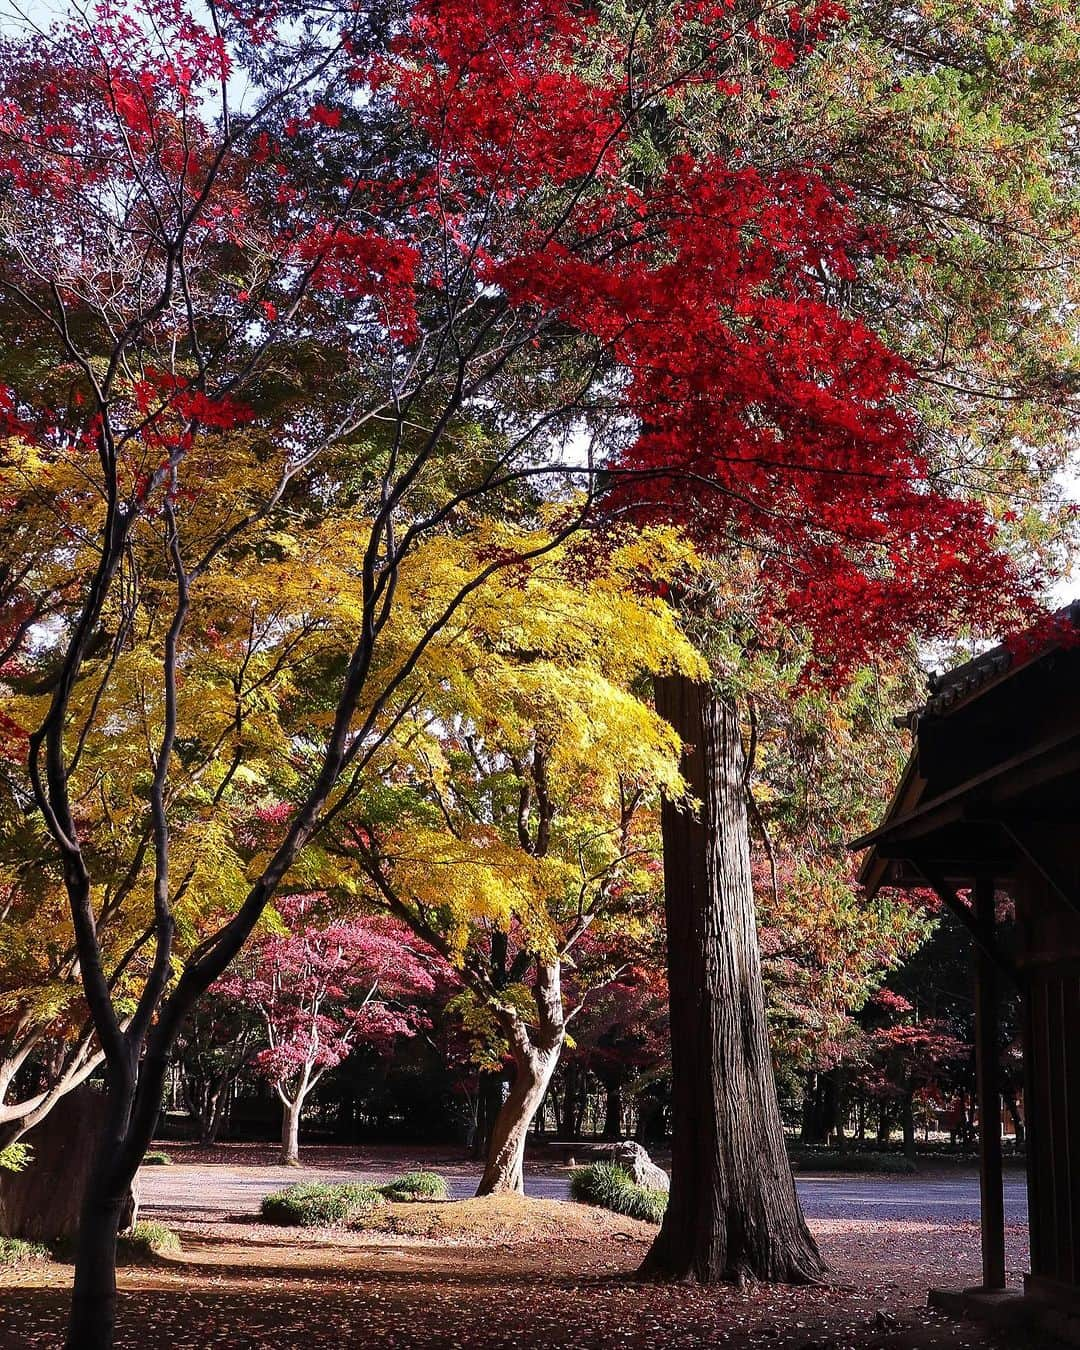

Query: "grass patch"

xmin=789 ymin=1149 xmax=917 ymax=1175
xmin=260 ymin=1181 xmax=385 ymax=1227
xmin=569 ymin=1161 xmax=667 ymax=1225
xmin=0 ymin=1236 xmax=48 ymax=1266
xmin=117 ymin=1221 xmax=180 ymax=1263
xmin=142 ymin=1151 xmax=173 ymax=1166
xmin=378 ymin=1170 xmax=449 ymax=1202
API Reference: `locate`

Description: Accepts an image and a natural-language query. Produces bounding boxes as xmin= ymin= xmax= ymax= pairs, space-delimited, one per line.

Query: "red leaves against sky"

xmin=0 ymin=0 xmax=1041 ymax=674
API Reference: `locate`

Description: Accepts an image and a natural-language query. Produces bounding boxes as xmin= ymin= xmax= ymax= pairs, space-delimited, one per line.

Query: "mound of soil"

xmin=365 ymin=1194 xmax=656 ymax=1243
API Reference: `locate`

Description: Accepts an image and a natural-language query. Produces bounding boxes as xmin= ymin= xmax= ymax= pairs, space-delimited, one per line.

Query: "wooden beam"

xmin=996 ymin=821 xmax=1080 ymax=917
xmin=974 ymin=877 xmax=1006 ymax=1291
xmin=850 ymin=727 xmax=1080 ymax=852
xmin=911 ymin=862 xmax=1019 ymax=984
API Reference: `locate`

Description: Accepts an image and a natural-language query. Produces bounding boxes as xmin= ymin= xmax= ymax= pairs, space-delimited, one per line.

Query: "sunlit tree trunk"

xmin=641 ymin=676 xmax=824 ymax=1285
xmin=280 ymin=1096 xmax=302 ymax=1167
xmin=476 ymin=961 xmax=565 ymax=1196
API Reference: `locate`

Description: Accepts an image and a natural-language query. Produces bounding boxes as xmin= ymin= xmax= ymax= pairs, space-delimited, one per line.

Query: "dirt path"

xmin=0 ymin=1195 xmax=1035 ymax=1349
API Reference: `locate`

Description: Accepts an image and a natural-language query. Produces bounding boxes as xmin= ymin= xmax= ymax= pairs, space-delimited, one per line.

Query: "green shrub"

xmin=142 ymin=1151 xmax=173 ymax=1167
xmin=789 ymin=1149 xmax=917 ymax=1175
xmin=117 ymin=1221 xmax=181 ymax=1262
xmin=260 ymin=1181 xmax=385 ymax=1227
xmin=378 ymin=1171 xmax=449 ymax=1202
xmin=0 ymin=1143 xmax=32 ymax=1173
xmin=569 ymin=1162 xmax=667 ymax=1224
xmin=0 ymin=1236 xmax=48 ymax=1265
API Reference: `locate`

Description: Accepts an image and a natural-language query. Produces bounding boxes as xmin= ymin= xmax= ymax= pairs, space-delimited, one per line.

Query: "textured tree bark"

xmin=0 ymin=1086 xmax=135 ymax=1244
xmin=640 ymin=677 xmax=824 ymax=1285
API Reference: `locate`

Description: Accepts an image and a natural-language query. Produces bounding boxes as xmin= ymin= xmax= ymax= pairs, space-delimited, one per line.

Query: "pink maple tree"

xmin=217 ymin=897 xmax=443 ymax=1165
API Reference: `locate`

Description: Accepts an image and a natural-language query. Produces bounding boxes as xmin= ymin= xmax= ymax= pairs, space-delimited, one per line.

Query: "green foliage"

xmin=0 ymin=1143 xmax=31 ymax=1173
xmin=141 ymin=1151 xmax=173 ymax=1167
xmin=569 ymin=1162 xmax=667 ymax=1224
xmin=260 ymin=1181 xmax=385 ymax=1227
xmin=117 ymin=1222 xmax=181 ymax=1262
xmin=788 ymin=1149 xmax=917 ymax=1176
xmin=378 ymin=1170 xmax=449 ymax=1201
xmin=0 ymin=1236 xmax=47 ymax=1265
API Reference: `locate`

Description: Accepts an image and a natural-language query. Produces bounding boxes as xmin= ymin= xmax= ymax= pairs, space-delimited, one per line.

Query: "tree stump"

xmin=0 ymin=1087 xmax=138 ymax=1242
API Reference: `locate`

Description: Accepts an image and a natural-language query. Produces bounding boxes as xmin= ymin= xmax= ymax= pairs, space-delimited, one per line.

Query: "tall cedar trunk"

xmin=476 ymin=961 xmax=565 ymax=1196
xmin=641 ymin=677 xmax=824 ymax=1285
xmin=280 ymin=1097 xmax=301 ymax=1166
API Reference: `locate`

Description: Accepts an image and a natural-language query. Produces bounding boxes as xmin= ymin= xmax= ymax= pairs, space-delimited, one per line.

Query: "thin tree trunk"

xmin=476 ymin=960 xmax=565 ymax=1196
xmin=641 ymin=677 xmax=824 ymax=1285
xmin=902 ymin=1090 xmax=916 ymax=1162
xmin=1004 ymin=1092 xmax=1025 ymax=1144
xmin=66 ymin=1076 xmax=138 ymax=1350
xmin=280 ymin=1096 xmax=302 ymax=1167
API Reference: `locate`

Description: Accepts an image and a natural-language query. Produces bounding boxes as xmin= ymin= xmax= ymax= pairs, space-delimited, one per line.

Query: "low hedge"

xmin=117 ymin=1222 xmax=181 ymax=1262
xmin=378 ymin=1171 xmax=449 ymax=1202
xmin=789 ymin=1149 xmax=917 ymax=1175
xmin=569 ymin=1162 xmax=667 ymax=1224
xmin=0 ymin=1236 xmax=48 ymax=1266
xmin=260 ymin=1181 xmax=385 ymax=1227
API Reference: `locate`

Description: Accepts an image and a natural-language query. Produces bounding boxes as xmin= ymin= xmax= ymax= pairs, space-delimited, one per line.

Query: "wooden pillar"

xmin=975 ymin=876 xmax=1006 ymax=1290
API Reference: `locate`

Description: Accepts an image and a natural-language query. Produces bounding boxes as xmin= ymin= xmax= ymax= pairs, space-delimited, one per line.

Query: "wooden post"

xmin=975 ymin=876 xmax=1006 ymax=1290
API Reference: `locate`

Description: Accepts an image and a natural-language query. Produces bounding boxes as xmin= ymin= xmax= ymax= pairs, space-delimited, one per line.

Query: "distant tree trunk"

xmin=635 ymin=1092 xmax=665 ymax=1145
xmin=279 ymin=1091 xmax=304 ymax=1167
xmin=602 ymin=1081 xmax=624 ymax=1140
xmin=1004 ymin=1092 xmax=1025 ymax=1144
xmin=471 ymin=1071 xmax=507 ymax=1158
xmin=641 ymin=678 xmax=823 ymax=1285
xmin=877 ymin=1100 xmax=890 ymax=1144
xmin=801 ymin=1072 xmax=819 ymax=1144
xmin=476 ymin=961 xmax=565 ymax=1196
xmin=901 ymin=1090 xmax=916 ymax=1161
xmin=182 ymin=1070 xmax=231 ymax=1145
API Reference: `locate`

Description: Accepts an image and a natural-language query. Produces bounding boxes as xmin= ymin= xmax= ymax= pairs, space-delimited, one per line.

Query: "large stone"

xmin=0 ymin=1086 xmax=138 ymax=1241
xmin=610 ymin=1139 xmax=670 ymax=1192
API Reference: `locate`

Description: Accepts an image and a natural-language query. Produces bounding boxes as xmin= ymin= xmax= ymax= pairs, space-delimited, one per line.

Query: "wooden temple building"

xmin=853 ymin=604 xmax=1080 ymax=1337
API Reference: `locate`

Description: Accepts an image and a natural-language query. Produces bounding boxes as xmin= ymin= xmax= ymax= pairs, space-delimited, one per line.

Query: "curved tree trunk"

xmin=641 ymin=677 xmax=824 ymax=1285
xmin=476 ymin=961 xmax=565 ymax=1196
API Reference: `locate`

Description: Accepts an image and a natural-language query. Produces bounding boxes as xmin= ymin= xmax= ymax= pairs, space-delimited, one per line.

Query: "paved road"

xmin=138 ymin=1161 xmax=1030 ymax=1227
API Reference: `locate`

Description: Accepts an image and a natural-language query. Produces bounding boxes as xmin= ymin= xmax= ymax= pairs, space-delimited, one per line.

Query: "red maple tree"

xmin=217 ymin=897 xmax=442 ymax=1165
xmin=0 ymin=0 xmax=1051 ymax=1340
